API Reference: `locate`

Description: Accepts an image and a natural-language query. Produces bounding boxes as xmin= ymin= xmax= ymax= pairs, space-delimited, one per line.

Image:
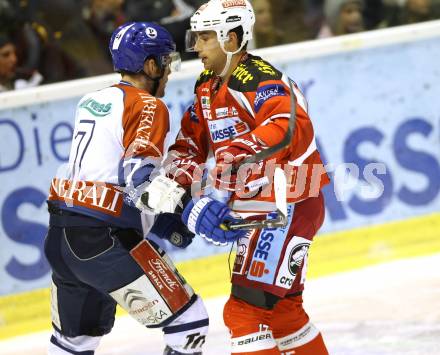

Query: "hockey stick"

xmin=221 ymin=77 xmax=297 ymax=230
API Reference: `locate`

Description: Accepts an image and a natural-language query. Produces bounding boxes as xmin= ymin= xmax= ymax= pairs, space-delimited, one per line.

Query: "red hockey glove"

xmin=164 ymin=151 xmax=204 ymax=187
xmin=214 ymin=134 xmax=266 ymax=192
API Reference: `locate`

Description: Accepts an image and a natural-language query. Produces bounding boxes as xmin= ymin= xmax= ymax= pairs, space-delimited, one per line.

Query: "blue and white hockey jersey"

xmin=48 ymin=81 xmax=170 ymax=230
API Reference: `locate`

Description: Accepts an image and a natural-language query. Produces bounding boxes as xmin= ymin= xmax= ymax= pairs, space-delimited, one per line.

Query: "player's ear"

xmin=143 ymin=58 xmax=159 ymax=76
xmin=225 ymin=31 xmax=238 ymax=51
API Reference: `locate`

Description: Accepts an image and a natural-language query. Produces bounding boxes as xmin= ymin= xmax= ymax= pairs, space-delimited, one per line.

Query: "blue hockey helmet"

xmin=109 ymin=22 xmax=181 ymax=74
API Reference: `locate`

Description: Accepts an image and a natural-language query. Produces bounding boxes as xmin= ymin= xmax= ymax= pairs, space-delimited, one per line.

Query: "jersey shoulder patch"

xmin=194 ymin=70 xmax=215 ymax=92
xmin=228 ymin=54 xmax=283 ymax=92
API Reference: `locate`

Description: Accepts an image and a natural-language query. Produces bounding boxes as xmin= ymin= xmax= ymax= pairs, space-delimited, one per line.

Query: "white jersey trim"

xmin=275 ymin=321 xmax=320 ymax=350
xmin=227 ymin=87 xmax=255 ymax=119
xmin=231 ymin=330 xmax=276 ymax=353
xmin=260 ymin=113 xmax=291 ymax=126
xmin=288 ymin=137 xmax=317 ymax=166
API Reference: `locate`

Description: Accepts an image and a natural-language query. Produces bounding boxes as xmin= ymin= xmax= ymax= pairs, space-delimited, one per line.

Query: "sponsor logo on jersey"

xmin=131 ymin=241 xmax=192 ymax=314
xmin=79 ymin=98 xmax=112 ymax=117
xmin=201 ymin=96 xmax=210 ymax=109
xmin=233 ymin=230 xmax=254 ymax=274
xmin=129 ymin=299 xmax=160 ymax=315
xmin=251 ymin=59 xmax=277 ymax=76
xmin=215 ymin=107 xmax=229 ymax=118
xmin=123 ymin=288 xmax=147 ymax=307
xmin=215 ymin=106 xmax=239 ymax=118
xmin=144 ymin=309 xmax=168 ymax=325
xmin=208 ymin=117 xmax=250 ymax=142
xmin=132 ymin=94 xmax=157 ymax=154
xmin=254 ymin=84 xmax=286 ymax=112
xmin=232 ymin=64 xmax=254 ymax=84
xmin=288 ymin=243 xmax=309 ymax=276
xmin=49 ymin=178 xmax=123 ymax=216
xmin=147 ymin=258 xmax=180 ymax=292
xmin=275 ymin=235 xmax=310 ymax=289
xmin=110 ymin=274 xmax=173 ymax=326
xmin=247 ymin=204 xmax=294 ymax=284
xmin=202 ymin=109 xmax=212 ymax=119
xmin=248 ymin=231 xmax=274 ymax=278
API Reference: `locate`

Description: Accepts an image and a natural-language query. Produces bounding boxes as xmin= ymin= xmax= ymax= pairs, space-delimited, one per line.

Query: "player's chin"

xmin=201 ymin=59 xmax=211 ymax=70
xmin=156 ymin=88 xmax=166 ymax=98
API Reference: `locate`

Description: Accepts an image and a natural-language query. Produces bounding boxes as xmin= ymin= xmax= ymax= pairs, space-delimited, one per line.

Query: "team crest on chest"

xmin=201 ymin=96 xmax=210 ymax=109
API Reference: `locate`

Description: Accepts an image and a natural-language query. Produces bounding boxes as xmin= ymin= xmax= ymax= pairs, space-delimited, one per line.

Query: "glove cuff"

xmin=184 ymin=197 xmax=213 ymax=234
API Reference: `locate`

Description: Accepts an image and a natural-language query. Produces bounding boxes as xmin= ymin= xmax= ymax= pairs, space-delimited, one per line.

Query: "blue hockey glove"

xmin=181 ymin=197 xmax=246 ymax=246
xmin=150 ymin=213 xmax=195 ymax=248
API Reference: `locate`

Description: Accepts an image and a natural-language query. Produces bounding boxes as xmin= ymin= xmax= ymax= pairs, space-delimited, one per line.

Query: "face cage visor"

xmin=186 ymin=29 xmax=228 ymax=53
xmin=159 ymin=51 xmax=181 ymax=72
xmin=185 ymin=30 xmax=198 ymax=52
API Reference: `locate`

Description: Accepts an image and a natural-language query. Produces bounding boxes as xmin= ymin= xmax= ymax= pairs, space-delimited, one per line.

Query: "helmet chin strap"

xmin=142 ymin=58 xmax=165 ymax=96
xmin=218 ymin=40 xmax=245 ymax=79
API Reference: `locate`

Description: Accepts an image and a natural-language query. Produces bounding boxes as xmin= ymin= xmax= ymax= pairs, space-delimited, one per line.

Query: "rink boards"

xmin=1 ymin=21 xmax=440 ymax=339
xmin=1 ymin=212 xmax=439 ymax=339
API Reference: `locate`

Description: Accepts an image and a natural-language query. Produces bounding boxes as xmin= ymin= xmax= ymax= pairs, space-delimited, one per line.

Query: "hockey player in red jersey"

xmin=43 ymin=22 xmax=231 ymax=355
xmin=141 ymin=0 xmax=331 ymax=353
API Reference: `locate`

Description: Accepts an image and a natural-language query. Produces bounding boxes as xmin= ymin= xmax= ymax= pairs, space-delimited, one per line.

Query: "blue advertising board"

xmin=0 ymin=31 xmax=439 ymax=295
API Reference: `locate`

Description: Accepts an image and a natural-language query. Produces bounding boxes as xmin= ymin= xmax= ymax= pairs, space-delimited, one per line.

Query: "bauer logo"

xmin=208 ymin=117 xmax=250 ymax=142
xmin=226 ymin=15 xmax=242 ymax=23
xmin=237 ymin=333 xmax=272 ymax=345
xmin=254 ymin=84 xmax=286 ymax=112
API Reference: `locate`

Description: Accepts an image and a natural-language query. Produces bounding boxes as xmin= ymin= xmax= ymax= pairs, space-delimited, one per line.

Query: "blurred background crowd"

xmin=1 ymin=0 xmax=440 ymax=92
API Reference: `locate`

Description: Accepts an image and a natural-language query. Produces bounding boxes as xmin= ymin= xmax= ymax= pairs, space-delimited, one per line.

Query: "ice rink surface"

xmin=1 ymin=253 xmax=439 ymax=355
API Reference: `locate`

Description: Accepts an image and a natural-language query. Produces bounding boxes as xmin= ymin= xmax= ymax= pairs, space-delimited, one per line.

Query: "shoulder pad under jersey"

xmin=228 ymin=54 xmax=283 ymax=92
xmin=194 ymin=70 xmax=215 ymax=92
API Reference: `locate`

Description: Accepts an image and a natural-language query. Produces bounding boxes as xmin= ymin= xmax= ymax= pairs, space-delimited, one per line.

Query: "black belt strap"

xmin=49 ymin=214 xmax=110 ymax=228
xmin=231 ymin=284 xmax=303 ymax=310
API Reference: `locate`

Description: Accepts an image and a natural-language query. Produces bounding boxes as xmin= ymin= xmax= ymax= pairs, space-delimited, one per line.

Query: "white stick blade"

xmin=274 ymin=167 xmax=287 ymax=217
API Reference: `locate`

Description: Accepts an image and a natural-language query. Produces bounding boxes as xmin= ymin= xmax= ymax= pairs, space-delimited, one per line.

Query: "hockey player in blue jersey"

xmin=44 ymin=22 xmax=243 ymax=355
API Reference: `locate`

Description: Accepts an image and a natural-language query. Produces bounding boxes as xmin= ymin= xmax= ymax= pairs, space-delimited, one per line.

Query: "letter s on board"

xmin=2 ymin=187 xmax=49 ymax=280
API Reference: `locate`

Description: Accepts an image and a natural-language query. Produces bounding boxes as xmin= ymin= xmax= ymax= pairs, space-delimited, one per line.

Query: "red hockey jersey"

xmin=169 ymin=54 xmax=330 ymax=213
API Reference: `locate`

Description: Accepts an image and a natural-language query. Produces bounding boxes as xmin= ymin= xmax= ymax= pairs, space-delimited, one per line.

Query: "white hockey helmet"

xmin=185 ymin=0 xmax=255 ymax=53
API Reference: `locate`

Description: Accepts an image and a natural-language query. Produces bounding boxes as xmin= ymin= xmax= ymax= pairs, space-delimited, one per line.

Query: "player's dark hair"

xmin=0 ymin=32 xmax=12 ymax=48
xmin=229 ymin=26 xmax=247 ymax=51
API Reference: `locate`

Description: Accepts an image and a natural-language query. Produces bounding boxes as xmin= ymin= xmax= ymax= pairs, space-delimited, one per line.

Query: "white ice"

xmin=1 ymin=253 xmax=439 ymax=355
